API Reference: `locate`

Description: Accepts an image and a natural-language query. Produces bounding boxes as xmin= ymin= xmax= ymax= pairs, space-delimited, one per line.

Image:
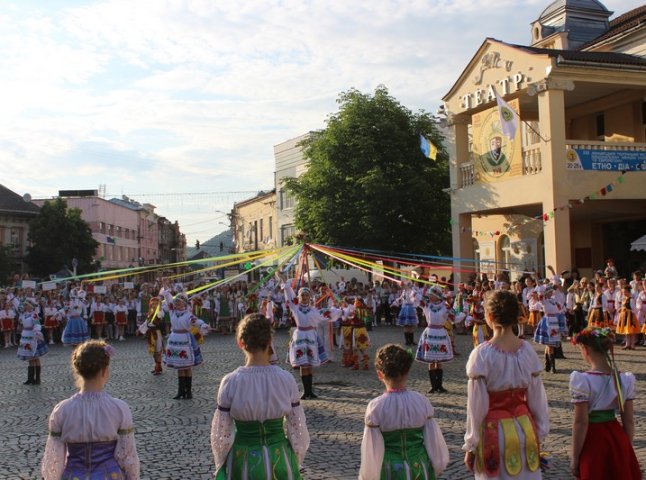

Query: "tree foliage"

xmin=26 ymin=198 xmax=99 ymax=276
xmin=284 ymin=86 xmax=451 ymax=254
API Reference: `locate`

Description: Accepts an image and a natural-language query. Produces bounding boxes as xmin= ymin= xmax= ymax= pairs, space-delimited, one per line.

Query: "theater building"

xmin=444 ymin=0 xmax=646 ymax=280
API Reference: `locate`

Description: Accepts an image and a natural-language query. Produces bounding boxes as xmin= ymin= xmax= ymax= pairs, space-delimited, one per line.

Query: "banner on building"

xmin=472 ymin=98 xmax=522 ymax=182
xmin=567 ymin=148 xmax=646 ymax=171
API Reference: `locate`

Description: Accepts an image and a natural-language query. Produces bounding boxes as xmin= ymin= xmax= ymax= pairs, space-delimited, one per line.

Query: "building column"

xmin=533 ymin=79 xmax=574 ymax=277
xmin=452 ymin=213 xmax=473 ymax=284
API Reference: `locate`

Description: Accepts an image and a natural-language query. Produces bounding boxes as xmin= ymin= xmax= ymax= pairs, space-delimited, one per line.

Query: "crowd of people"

xmin=1 ymin=259 xmax=642 ymax=479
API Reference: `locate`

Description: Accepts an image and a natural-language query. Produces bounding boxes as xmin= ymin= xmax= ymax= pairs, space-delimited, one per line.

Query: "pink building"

xmin=34 ymin=193 xmax=160 ymax=269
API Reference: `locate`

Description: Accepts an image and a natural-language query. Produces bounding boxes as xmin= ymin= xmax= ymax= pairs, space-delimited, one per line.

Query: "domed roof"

xmin=540 ymin=0 xmax=609 ymax=19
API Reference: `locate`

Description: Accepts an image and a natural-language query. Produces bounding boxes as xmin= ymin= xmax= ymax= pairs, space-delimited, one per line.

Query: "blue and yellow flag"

xmin=419 ymin=134 xmax=438 ymax=161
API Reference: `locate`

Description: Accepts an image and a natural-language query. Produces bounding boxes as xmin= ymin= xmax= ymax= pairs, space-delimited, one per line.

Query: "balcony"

xmin=458 ymin=140 xmax=646 ymax=188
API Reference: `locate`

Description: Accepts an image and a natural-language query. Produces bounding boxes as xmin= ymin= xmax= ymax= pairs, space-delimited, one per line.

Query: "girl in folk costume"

xmin=351 ymin=297 xmax=371 ymax=370
xmin=139 ymin=296 xmax=166 ymax=375
xmin=279 ymin=273 xmax=337 ymax=400
xmin=615 ymin=286 xmax=639 ymax=350
xmin=566 ymin=281 xmax=580 ymax=337
xmin=586 ymin=283 xmax=606 ymax=328
xmin=17 ymin=299 xmax=49 ymax=385
xmin=43 ymin=298 xmax=60 ymax=345
xmin=453 ymin=283 xmax=469 ymax=335
xmin=127 ymin=291 xmax=140 ymax=336
xmin=114 ymin=297 xmax=129 ymax=341
xmin=60 ymin=291 xmax=90 ymax=346
xmin=514 ymin=281 xmax=528 ymax=338
xmin=105 ymin=296 xmax=116 ymax=340
xmin=526 ymin=289 xmax=542 ymax=332
xmin=464 ymin=290 xmax=549 ymax=480
xmin=1 ymin=299 xmax=16 ymax=347
xmin=359 ymin=344 xmax=449 ymax=480
xmin=340 ymin=299 xmax=356 ymax=367
xmin=90 ymin=295 xmax=108 ymax=340
xmin=211 ymin=314 xmax=310 ymax=480
xmin=603 ymin=278 xmax=618 ymax=329
xmin=570 ymin=328 xmax=640 ymax=479
xmin=392 ymin=280 xmax=419 ymax=346
xmin=469 ymin=292 xmax=490 ymax=347
xmin=416 ymin=286 xmax=453 ymax=394
xmin=42 ymin=341 xmax=140 ymax=480
xmin=161 ymin=284 xmax=210 ymax=400
xmin=533 ymin=286 xmax=567 ymax=374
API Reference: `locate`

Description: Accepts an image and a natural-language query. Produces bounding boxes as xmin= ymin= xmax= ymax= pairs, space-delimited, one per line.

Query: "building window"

xmin=259 ymin=218 xmax=264 ymax=243
xmin=498 ymin=235 xmax=512 ymax=274
xmin=99 ymin=222 xmax=104 ymax=233
xmin=281 ymin=190 xmax=295 ymax=210
xmin=281 ymin=224 xmax=295 ymax=246
xmin=268 ymin=216 xmax=273 ymax=240
xmin=596 ymin=113 xmax=605 ymax=138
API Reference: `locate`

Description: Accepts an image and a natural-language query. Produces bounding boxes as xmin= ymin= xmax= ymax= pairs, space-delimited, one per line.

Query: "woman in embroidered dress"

xmin=211 ymin=313 xmax=309 ymax=479
xmin=1 ymin=299 xmax=16 ymax=347
xmin=161 ymin=281 xmax=210 ymax=400
xmin=17 ymin=299 xmax=48 ymax=385
xmin=616 ymin=285 xmax=640 ymax=350
xmin=61 ymin=289 xmax=90 ymax=347
xmin=569 ymin=327 xmax=640 ymax=479
xmin=464 ymin=290 xmax=549 ymax=480
xmin=359 ymin=344 xmax=449 ymax=480
xmin=416 ymin=286 xmax=453 ymax=394
xmin=277 ymin=272 xmax=339 ymax=399
xmin=41 ymin=340 xmax=140 ymax=480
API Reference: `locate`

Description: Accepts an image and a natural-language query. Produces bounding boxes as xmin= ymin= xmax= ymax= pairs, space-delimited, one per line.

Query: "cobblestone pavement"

xmin=1 ymin=326 xmax=644 ymax=479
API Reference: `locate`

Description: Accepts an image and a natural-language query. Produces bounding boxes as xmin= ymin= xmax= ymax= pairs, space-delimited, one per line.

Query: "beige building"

xmin=231 ymin=190 xmax=277 ymax=253
xmin=0 ymin=185 xmax=40 ymax=276
xmin=444 ymin=1 xmax=646 ymax=281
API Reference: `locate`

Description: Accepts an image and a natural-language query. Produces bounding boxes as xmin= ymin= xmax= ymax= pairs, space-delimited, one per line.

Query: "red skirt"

xmin=578 ymin=420 xmax=641 ymax=480
xmin=44 ymin=316 xmax=59 ymax=329
xmin=115 ymin=312 xmax=127 ymax=326
xmin=1 ymin=318 xmax=13 ymax=331
xmin=93 ymin=312 xmax=105 ymax=325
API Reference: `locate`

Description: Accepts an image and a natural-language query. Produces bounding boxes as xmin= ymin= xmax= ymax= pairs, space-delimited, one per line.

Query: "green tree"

xmin=284 ymin=86 xmax=451 ymax=254
xmin=26 ymin=198 xmax=99 ymax=276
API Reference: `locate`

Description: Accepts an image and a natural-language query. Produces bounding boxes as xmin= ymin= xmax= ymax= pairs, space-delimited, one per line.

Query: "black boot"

xmin=33 ymin=366 xmax=41 ymax=385
xmin=544 ymin=352 xmax=551 ymax=372
xmin=184 ymin=376 xmax=192 ymax=399
xmin=308 ymin=375 xmax=317 ymax=399
xmin=300 ymin=375 xmax=310 ymax=400
xmin=427 ymin=369 xmax=437 ymax=394
xmin=550 ymin=355 xmax=557 ymax=374
xmin=554 ymin=345 xmax=566 ymax=359
xmin=436 ymin=369 xmax=448 ymax=393
xmin=403 ymin=333 xmax=410 ymax=345
xmin=173 ymin=377 xmax=185 ymax=399
xmin=24 ymin=366 xmax=34 ymax=385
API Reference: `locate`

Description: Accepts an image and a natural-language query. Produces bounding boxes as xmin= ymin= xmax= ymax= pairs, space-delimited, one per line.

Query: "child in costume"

xmin=586 ymin=283 xmax=606 ymax=328
xmin=138 ymin=296 xmax=166 ymax=375
xmin=464 ymin=290 xmax=549 ymax=480
xmin=416 ymin=286 xmax=453 ymax=394
xmin=359 ymin=343 xmax=449 ymax=480
xmin=211 ymin=314 xmax=309 ymax=479
xmin=392 ymin=280 xmax=419 ymax=346
xmin=469 ymin=292 xmax=489 ymax=347
xmin=533 ymin=286 xmax=566 ymax=374
xmin=60 ymin=291 xmax=90 ymax=346
xmin=161 ymin=282 xmax=210 ymax=399
xmin=41 ymin=340 xmax=140 ymax=479
xmin=616 ymin=286 xmax=639 ymax=350
xmin=17 ymin=299 xmax=48 ymax=385
xmin=569 ymin=327 xmax=640 ymax=479
xmin=1 ymin=299 xmax=16 ymax=347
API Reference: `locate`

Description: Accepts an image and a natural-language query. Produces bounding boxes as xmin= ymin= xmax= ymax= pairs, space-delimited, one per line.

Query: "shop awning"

xmin=630 ymin=234 xmax=646 ymax=251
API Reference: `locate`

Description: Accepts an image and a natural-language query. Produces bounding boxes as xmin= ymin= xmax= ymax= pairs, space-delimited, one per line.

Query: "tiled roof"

xmin=582 ymin=4 xmax=646 ymax=48
xmin=0 ymin=184 xmax=40 ymax=215
xmin=508 ymin=41 xmax=646 ymax=66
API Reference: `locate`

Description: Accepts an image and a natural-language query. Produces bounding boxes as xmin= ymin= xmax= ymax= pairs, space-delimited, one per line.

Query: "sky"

xmin=0 ymin=0 xmax=642 ymax=243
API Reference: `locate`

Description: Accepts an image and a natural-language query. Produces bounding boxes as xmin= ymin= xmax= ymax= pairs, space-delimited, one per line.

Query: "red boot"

xmin=352 ymin=355 xmax=359 ymax=370
xmin=363 ymin=354 xmax=369 ymax=370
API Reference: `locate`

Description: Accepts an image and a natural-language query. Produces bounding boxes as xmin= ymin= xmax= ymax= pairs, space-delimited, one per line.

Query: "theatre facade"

xmin=443 ymin=1 xmax=646 ymax=281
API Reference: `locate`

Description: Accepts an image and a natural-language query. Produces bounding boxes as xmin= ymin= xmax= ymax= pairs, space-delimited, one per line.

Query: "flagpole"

xmin=492 ymin=86 xmax=549 ymax=142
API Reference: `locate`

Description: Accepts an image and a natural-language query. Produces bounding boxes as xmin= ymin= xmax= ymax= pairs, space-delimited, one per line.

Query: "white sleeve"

xmin=463 ymin=376 xmax=489 ymax=452
xmin=41 ymin=405 xmax=67 ymax=480
xmin=210 ymin=376 xmax=235 ymax=470
xmin=359 ymin=403 xmax=384 ymax=480
xmin=424 ymin=418 xmax=450 ymax=475
xmin=114 ymin=407 xmax=140 ymax=480
xmin=528 ymin=372 xmax=550 ymax=441
xmin=285 ymin=378 xmax=310 ymax=466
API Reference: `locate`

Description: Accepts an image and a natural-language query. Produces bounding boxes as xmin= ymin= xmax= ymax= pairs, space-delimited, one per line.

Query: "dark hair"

xmin=484 ymin=290 xmax=519 ymax=327
xmin=572 ymin=327 xmax=614 ymax=353
xmin=72 ymin=340 xmax=111 ymax=381
xmin=375 ymin=344 xmax=413 ymax=379
xmin=236 ymin=313 xmax=273 ymax=352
